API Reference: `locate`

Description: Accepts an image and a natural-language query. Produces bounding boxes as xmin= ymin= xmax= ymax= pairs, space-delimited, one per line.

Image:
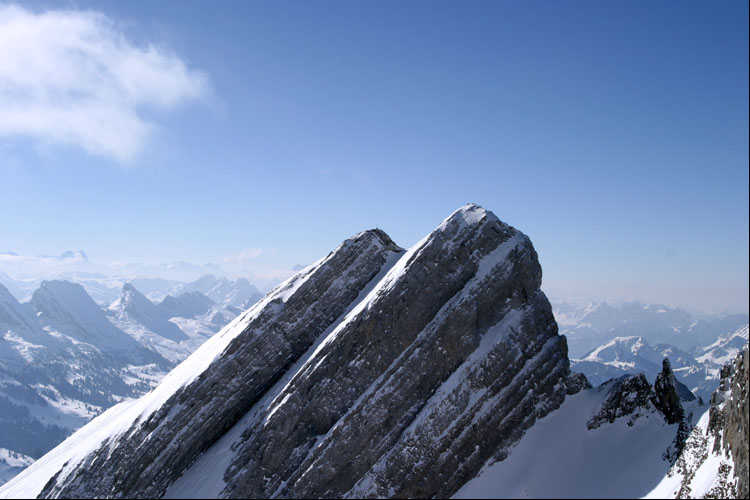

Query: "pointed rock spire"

xmin=652 ymin=358 xmax=685 ymax=425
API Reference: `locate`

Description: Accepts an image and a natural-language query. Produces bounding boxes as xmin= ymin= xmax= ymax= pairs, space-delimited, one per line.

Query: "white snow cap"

xmin=438 ymin=203 xmax=503 ymax=230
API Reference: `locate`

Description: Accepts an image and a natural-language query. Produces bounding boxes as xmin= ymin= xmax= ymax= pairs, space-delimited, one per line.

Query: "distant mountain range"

xmin=554 ymin=301 xmax=748 ymax=357
xmin=0 ymin=275 xmax=263 ymax=486
xmin=0 ymin=270 xmax=263 ymax=310
xmin=571 ymin=324 xmax=748 ymax=401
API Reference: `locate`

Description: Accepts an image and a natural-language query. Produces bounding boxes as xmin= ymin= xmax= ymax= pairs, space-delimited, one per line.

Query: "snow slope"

xmin=454 ymin=386 xmax=701 ymax=499
xmin=644 ymin=411 xmax=731 ymax=498
xmin=695 ymin=324 xmax=748 ymax=371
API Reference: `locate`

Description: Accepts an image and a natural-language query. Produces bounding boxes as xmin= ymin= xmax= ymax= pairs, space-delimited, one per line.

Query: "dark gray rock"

xmin=586 ymin=357 xmax=692 ymax=466
xmin=653 ymin=358 xmax=686 ymax=425
xmin=708 ymin=347 xmax=748 ymax=498
xmin=587 ymin=374 xmax=655 ymax=429
xmin=225 ymin=205 xmax=582 ymax=499
xmin=40 ymin=228 xmax=403 ymax=499
xmin=31 ymin=204 xmax=585 ymax=500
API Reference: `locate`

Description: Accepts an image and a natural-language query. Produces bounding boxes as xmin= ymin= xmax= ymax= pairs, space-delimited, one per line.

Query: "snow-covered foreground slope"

xmin=1 ymin=204 xmax=588 ymax=499
xmin=454 ymin=384 xmax=699 ymax=499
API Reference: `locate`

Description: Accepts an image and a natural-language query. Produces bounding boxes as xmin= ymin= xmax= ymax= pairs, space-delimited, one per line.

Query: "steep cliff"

xmin=0 ymin=204 xmax=584 ymax=499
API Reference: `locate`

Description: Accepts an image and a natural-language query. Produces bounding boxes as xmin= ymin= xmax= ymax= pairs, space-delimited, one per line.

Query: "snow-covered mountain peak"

xmin=32 ymin=280 xmax=117 ymax=332
xmin=335 ymin=228 xmax=402 ymax=256
xmin=157 ymin=291 xmax=215 ymax=320
xmin=0 ymin=282 xmax=47 ymax=343
xmin=111 ymin=283 xmax=150 ymax=310
xmin=171 ymin=274 xmax=263 ymax=309
xmin=582 ymin=335 xmax=647 ymax=363
xmin=109 ymin=283 xmax=188 ymax=343
xmin=31 ymin=280 xmax=165 ymax=364
xmin=437 ymin=202 xmax=497 ymax=232
xmin=695 ymin=324 xmax=749 ymax=367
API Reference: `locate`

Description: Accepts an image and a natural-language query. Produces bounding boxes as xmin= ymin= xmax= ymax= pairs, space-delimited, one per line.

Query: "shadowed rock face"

xmin=653 ymin=359 xmax=686 ymax=425
xmin=587 ymin=374 xmax=655 ymax=430
xmin=33 ymin=204 xmax=584 ymax=499
xmin=40 ymin=229 xmax=403 ymax=499
xmin=709 ymin=347 xmax=749 ymax=498
xmin=224 ymin=205 xmax=584 ymax=499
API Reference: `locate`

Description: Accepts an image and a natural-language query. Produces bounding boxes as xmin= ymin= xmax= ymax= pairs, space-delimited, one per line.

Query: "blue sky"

xmin=0 ymin=1 xmax=748 ymax=312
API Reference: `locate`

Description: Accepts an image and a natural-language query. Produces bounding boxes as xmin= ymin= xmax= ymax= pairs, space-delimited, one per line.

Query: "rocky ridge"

xmin=1 ymin=204 xmax=586 ymax=499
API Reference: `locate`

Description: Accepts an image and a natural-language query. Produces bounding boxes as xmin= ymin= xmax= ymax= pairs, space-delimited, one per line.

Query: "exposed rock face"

xmin=587 ymin=374 xmax=655 ymax=429
xmin=708 ymin=347 xmax=748 ymax=498
xmin=586 ymin=359 xmax=693 ymax=467
xmin=6 ymin=204 xmax=584 ymax=500
xmin=653 ymin=359 xmax=686 ymax=425
xmin=40 ymin=228 xmax=403 ymax=499
xmin=224 ymin=207 xmax=583 ymax=499
xmin=587 ymin=359 xmax=691 ymax=431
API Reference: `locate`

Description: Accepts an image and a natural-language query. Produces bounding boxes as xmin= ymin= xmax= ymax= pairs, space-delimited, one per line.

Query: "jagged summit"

xmin=653 ymin=358 xmax=687 ymax=424
xmin=157 ymin=291 xmax=215 ymax=319
xmin=1 ymin=205 xmax=581 ymax=500
xmin=109 ymin=283 xmax=188 ymax=343
xmin=32 ymin=280 xmax=164 ymax=365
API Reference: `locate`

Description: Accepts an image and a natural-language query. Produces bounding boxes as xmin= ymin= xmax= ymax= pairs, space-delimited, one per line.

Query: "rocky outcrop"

xmin=223 ymin=206 xmax=584 ymax=499
xmin=653 ymin=359 xmax=686 ymax=425
xmin=4 ymin=204 xmax=585 ymax=500
xmin=587 ymin=358 xmax=691 ymax=431
xmin=585 ymin=358 xmax=693 ymax=466
xmin=708 ymin=347 xmax=748 ymax=498
xmin=587 ymin=374 xmax=655 ymax=429
xmin=651 ymin=346 xmax=748 ymax=498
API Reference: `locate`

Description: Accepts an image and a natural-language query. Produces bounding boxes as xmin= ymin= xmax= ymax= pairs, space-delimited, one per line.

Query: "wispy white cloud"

xmin=0 ymin=4 xmax=211 ymax=162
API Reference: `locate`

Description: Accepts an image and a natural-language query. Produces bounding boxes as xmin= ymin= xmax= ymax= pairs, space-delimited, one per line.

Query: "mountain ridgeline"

xmin=2 ymin=204 xmax=588 ymax=498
